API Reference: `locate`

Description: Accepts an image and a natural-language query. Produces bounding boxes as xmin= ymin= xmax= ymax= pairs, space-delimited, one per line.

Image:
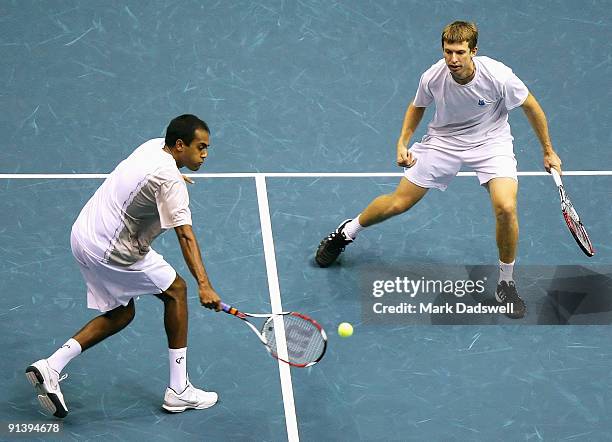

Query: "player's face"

xmin=443 ymin=41 xmax=477 ymax=82
xmin=179 ymin=128 xmax=210 ymax=171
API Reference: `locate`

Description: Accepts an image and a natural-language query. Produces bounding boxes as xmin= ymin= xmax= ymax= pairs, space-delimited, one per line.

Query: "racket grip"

xmin=550 ymin=168 xmax=562 ymax=187
xmin=220 ymin=303 xmax=244 ymax=317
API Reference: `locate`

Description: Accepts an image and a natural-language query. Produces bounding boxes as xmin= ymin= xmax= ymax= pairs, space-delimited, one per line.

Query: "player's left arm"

xmin=174 ymin=224 xmax=221 ymax=311
xmin=521 ymin=92 xmax=562 ymax=174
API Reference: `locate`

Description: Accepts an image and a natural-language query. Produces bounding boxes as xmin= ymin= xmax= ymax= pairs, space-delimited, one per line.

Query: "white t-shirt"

xmin=72 ymin=138 xmax=192 ymax=266
xmin=413 ymin=56 xmax=529 ymax=149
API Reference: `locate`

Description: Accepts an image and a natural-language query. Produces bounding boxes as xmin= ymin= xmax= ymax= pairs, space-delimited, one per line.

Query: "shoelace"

xmin=179 ymin=383 xmax=210 ymax=403
xmin=49 ymin=373 xmax=68 ymax=390
xmin=325 ymin=230 xmax=351 ymax=246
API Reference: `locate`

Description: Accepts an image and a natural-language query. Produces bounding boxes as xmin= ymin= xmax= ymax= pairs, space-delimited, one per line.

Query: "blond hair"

xmin=441 ymin=21 xmax=478 ymax=50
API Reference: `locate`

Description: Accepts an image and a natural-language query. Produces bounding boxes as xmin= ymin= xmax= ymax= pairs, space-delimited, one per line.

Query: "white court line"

xmin=1 ymin=170 xmax=611 ymax=179
xmin=254 ymin=175 xmax=299 ymax=442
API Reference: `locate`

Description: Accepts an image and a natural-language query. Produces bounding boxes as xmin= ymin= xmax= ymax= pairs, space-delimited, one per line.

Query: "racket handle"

xmin=219 ymin=303 xmax=246 ymax=318
xmin=550 ymin=168 xmax=563 ymax=187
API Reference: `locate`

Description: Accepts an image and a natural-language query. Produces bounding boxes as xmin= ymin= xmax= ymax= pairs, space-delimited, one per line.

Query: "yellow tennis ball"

xmin=338 ymin=322 xmax=353 ymax=338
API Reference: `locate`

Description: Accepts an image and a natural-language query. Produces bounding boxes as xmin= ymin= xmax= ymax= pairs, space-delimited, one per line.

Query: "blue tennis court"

xmin=2 ymin=1 xmax=611 ymax=440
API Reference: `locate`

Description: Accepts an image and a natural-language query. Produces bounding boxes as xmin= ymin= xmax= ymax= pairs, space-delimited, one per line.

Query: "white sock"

xmin=498 ymin=260 xmax=515 ymax=283
xmin=343 ymin=216 xmax=364 ymax=240
xmin=47 ymin=338 xmax=82 ymax=373
xmin=168 ymin=347 xmax=188 ymax=393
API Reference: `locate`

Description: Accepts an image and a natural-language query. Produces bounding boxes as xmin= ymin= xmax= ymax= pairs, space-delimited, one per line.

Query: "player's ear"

xmin=175 ymin=139 xmax=186 ymax=151
xmin=471 ymin=46 xmax=478 ymax=56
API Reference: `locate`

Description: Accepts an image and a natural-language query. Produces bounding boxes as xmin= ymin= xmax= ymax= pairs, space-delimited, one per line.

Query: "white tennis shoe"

xmin=162 ymin=381 xmax=218 ymax=412
xmin=25 ymin=359 xmax=69 ymax=418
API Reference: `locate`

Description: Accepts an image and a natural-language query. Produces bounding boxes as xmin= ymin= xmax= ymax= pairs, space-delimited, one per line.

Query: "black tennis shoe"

xmin=495 ymin=280 xmax=526 ymax=319
xmin=315 ymin=219 xmax=353 ymax=267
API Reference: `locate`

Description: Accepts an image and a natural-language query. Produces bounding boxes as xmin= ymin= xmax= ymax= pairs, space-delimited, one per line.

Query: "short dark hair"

xmin=441 ymin=21 xmax=478 ymax=50
xmin=165 ymin=114 xmax=210 ymax=147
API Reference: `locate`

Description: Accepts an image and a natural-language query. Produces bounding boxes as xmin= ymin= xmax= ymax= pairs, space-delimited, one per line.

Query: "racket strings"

xmin=558 ymin=184 xmax=594 ymax=257
xmin=263 ymin=315 xmax=326 ymax=366
xmin=562 ymin=198 xmax=580 ymax=222
xmin=563 ymin=205 xmax=594 ymax=253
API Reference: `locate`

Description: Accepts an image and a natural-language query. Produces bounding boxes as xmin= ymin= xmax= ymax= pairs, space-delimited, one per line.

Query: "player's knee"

xmin=389 ymin=194 xmax=412 ymax=215
xmin=494 ymin=201 xmax=516 ymax=220
xmin=122 ymin=301 xmax=136 ymax=325
xmin=106 ymin=300 xmax=135 ymax=328
xmin=165 ymin=274 xmax=187 ymax=302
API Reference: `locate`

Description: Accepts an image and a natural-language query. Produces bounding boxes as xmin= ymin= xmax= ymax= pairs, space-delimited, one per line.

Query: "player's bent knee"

xmin=105 ymin=299 xmax=135 ymax=328
xmin=494 ymin=202 xmax=517 ymax=219
xmin=125 ymin=299 xmax=136 ymax=321
xmin=392 ymin=179 xmax=427 ymax=213
xmin=164 ymin=274 xmax=187 ymax=302
xmin=390 ymin=198 xmax=411 ymax=215
xmin=388 ymin=193 xmax=418 ymax=214
xmin=120 ymin=305 xmax=136 ymax=326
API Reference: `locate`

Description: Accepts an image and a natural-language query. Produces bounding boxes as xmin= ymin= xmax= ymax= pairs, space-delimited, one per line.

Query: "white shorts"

xmin=70 ymin=233 xmax=176 ymax=312
xmin=404 ymin=141 xmax=518 ymax=191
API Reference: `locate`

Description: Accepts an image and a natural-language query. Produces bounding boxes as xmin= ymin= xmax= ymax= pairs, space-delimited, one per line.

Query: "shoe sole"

xmin=25 ymin=366 xmax=68 ymax=418
xmin=315 ymin=255 xmax=334 ymax=268
xmin=162 ymin=401 xmax=217 ymax=413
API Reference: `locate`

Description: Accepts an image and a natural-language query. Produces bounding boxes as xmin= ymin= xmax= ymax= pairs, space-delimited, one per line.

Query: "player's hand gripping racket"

xmin=220 ymin=303 xmax=327 ymax=368
xmin=550 ymin=169 xmax=595 ymax=257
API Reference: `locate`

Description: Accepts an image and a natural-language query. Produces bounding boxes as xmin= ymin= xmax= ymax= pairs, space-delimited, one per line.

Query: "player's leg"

xmin=315 ymin=177 xmax=428 ymax=267
xmin=155 ymin=274 xmax=189 ymax=349
xmin=72 ymin=298 xmax=136 ymax=350
xmin=315 ymin=142 xmax=460 ymax=267
xmin=486 ymin=178 xmax=525 ymax=318
xmin=469 ymin=143 xmax=526 ymax=319
xmin=487 ymin=177 xmax=519 ymax=265
xmin=156 ymin=275 xmax=218 ymax=412
xmin=360 ymin=177 xmax=429 ymax=227
xmin=25 ymin=299 xmax=136 ymax=418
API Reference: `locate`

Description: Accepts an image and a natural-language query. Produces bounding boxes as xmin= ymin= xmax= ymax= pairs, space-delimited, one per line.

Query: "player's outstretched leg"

xmin=25 ymin=299 xmax=135 ymax=418
xmin=315 ymin=178 xmax=428 ymax=267
xmin=157 ymin=275 xmax=218 ymax=412
xmin=487 ymin=177 xmax=526 ymax=319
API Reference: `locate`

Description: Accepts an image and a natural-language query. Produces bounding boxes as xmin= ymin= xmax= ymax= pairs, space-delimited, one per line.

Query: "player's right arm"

xmin=397 ymin=102 xmax=426 ymax=167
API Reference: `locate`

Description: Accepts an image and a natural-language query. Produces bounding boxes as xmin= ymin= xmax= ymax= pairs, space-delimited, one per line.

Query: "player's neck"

xmin=451 ymin=60 xmax=476 ymax=85
xmin=163 ymin=145 xmax=181 ymax=167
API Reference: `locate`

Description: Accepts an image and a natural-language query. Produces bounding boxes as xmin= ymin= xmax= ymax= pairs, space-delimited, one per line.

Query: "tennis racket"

xmin=220 ymin=302 xmax=327 ymax=368
xmin=550 ymin=169 xmax=595 ymax=257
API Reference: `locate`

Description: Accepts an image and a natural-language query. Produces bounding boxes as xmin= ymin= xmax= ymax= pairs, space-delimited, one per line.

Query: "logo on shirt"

xmin=478 ymin=99 xmax=486 ymax=106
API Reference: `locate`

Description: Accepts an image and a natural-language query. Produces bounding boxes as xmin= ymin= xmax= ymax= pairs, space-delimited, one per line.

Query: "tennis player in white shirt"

xmin=316 ymin=21 xmax=562 ymax=320
xmin=26 ymin=114 xmax=221 ymax=418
